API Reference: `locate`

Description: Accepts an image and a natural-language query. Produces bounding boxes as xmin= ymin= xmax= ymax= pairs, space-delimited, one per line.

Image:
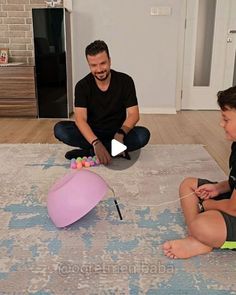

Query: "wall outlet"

xmin=150 ymin=7 xmax=172 ymax=16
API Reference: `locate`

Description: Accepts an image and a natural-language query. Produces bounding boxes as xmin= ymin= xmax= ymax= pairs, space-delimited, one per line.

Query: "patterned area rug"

xmin=0 ymin=144 xmax=236 ymax=295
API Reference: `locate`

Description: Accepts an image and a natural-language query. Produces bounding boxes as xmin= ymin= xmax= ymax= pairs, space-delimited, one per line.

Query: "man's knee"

xmin=54 ymin=121 xmax=69 ymax=143
xmin=54 ymin=122 xmax=62 ymax=139
xmin=136 ymin=126 xmax=150 ymax=147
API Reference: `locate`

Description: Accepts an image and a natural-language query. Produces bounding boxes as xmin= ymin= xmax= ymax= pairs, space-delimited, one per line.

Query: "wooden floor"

xmin=0 ymin=111 xmax=231 ymax=174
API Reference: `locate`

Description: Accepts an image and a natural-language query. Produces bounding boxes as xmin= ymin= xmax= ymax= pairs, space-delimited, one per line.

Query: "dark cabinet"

xmin=32 ymin=8 xmax=73 ymax=118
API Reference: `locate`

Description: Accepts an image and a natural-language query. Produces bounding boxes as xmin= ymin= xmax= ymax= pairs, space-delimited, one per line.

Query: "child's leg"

xmin=163 ymin=177 xmax=227 ymax=259
xmin=179 ymin=177 xmax=200 ymax=228
xmin=189 ymin=210 xmax=227 ymax=247
xmin=163 ymin=237 xmax=212 ymax=259
xmin=163 ymin=210 xmax=227 ymax=259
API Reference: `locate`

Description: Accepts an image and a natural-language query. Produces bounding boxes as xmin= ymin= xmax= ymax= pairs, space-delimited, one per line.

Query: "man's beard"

xmin=94 ymin=70 xmax=110 ymax=81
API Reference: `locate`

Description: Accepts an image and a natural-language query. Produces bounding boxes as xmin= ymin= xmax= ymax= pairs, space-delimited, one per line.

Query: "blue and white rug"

xmin=0 ymin=144 xmax=235 ymax=294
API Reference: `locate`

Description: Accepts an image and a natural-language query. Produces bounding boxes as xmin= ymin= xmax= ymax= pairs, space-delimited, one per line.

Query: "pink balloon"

xmin=47 ymin=170 xmax=108 ymax=227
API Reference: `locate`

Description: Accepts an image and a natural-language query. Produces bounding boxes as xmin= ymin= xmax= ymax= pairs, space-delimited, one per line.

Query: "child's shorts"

xmin=198 ymin=178 xmax=236 ymax=248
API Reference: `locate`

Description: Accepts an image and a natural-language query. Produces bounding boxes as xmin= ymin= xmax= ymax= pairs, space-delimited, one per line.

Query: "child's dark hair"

xmin=85 ymin=40 xmax=110 ymax=59
xmin=217 ymin=86 xmax=236 ymax=111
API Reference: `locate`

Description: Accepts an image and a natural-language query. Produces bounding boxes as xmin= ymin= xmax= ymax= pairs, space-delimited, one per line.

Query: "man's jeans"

xmin=54 ymin=121 xmax=150 ymax=153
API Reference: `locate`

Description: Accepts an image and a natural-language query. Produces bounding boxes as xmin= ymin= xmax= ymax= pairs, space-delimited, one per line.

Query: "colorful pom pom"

xmin=76 ymin=162 xmax=83 ymax=169
xmin=70 ymin=162 xmax=77 ymax=169
xmin=70 ymin=155 xmax=100 ymax=169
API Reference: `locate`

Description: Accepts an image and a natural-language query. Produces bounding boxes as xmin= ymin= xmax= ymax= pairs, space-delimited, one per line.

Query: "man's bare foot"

xmin=162 ymin=236 xmax=212 ymax=259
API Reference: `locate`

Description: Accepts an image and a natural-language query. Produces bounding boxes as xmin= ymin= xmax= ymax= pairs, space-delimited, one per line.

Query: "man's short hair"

xmin=217 ymin=86 xmax=236 ymax=111
xmin=85 ymin=40 xmax=110 ymax=59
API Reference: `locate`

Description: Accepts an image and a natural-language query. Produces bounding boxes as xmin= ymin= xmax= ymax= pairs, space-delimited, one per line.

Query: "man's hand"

xmin=114 ymin=133 xmax=124 ymax=144
xmin=93 ymin=141 xmax=111 ymax=165
xmin=113 ymin=132 xmax=127 ymax=157
xmin=195 ymin=183 xmax=220 ymax=200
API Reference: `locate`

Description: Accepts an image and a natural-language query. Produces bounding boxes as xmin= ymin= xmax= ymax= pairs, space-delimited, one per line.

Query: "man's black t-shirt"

xmin=74 ymin=69 xmax=138 ymax=132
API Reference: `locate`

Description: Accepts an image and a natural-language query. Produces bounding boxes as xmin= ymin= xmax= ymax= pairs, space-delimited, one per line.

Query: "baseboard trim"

xmin=140 ymin=107 xmax=177 ymax=114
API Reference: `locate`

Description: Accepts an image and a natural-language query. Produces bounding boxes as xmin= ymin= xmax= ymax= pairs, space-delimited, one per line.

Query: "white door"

xmin=181 ymin=0 xmax=235 ymax=110
xmin=223 ymin=0 xmax=236 ymax=88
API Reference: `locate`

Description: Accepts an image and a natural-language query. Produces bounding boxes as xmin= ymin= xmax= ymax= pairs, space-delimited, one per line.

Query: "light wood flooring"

xmin=0 ymin=111 xmax=231 ymax=174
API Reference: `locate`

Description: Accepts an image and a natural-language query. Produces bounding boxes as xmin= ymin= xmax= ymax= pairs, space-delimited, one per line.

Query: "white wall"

xmin=71 ymin=0 xmax=184 ymax=113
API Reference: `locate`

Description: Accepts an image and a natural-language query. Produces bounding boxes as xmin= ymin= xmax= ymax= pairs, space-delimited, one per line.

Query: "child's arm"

xmin=203 ymin=189 xmax=236 ymax=216
xmin=195 ymin=180 xmax=230 ymax=200
xmin=215 ymin=180 xmax=231 ymax=194
xmin=216 ymin=180 xmax=230 ymax=194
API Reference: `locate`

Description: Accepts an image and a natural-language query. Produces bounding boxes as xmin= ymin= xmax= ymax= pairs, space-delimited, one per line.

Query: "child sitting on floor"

xmin=163 ymin=86 xmax=236 ymax=259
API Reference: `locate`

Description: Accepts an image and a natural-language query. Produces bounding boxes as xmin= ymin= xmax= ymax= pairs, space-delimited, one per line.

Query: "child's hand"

xmin=195 ymin=183 xmax=219 ymax=200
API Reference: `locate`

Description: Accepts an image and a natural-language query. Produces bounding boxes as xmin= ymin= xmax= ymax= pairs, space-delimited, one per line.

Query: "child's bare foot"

xmin=162 ymin=236 xmax=212 ymax=259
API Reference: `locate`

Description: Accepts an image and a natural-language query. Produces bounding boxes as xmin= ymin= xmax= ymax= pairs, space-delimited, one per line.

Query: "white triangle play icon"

xmin=111 ymin=139 xmax=127 ymax=157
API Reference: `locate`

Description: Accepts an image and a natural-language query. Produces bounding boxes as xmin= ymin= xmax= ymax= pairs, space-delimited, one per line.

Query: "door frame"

xmin=175 ymin=0 xmax=187 ymax=111
xmin=176 ymin=0 xmax=232 ymax=110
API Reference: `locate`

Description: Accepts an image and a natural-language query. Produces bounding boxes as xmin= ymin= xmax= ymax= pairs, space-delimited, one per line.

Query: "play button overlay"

xmin=111 ymin=139 xmax=127 ymax=156
xmin=107 ymin=139 xmax=141 ymax=171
